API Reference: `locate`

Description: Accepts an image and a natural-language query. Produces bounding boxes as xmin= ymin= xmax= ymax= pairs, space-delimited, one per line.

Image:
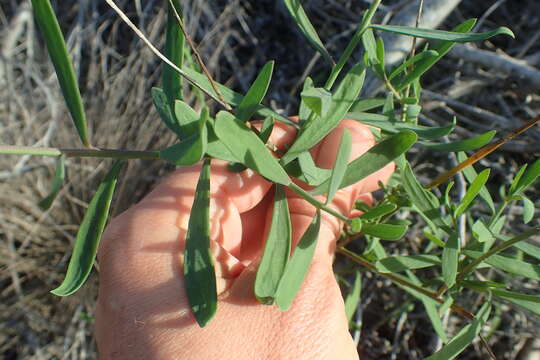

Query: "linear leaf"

xmin=472 ymin=220 xmax=494 ymax=243
xmin=455 ymin=168 xmax=491 ymax=217
xmin=152 ymin=87 xmax=183 ymax=138
xmin=348 ymin=114 xmax=455 ymax=140
xmin=236 ymin=61 xmax=274 ymax=122
xmin=370 ymin=24 xmax=514 ymax=42
xmin=259 ymin=116 xmax=275 ymax=144
xmin=492 ymin=289 xmax=540 ymax=315
xmin=388 ymin=50 xmax=439 ymax=81
xmin=360 ymin=203 xmax=397 ymax=221
xmin=514 ymin=158 xmax=540 ymax=194
xmin=255 ymin=185 xmax=292 ymax=304
xmin=375 ymin=254 xmax=440 ymax=273
xmin=349 ymin=98 xmax=386 ymax=112
xmin=326 ymin=130 xmax=352 ymax=203
xmin=521 ymin=196 xmax=535 ymax=224
xmin=51 ymin=161 xmax=123 ymax=296
xmin=174 ymin=100 xmax=200 ymax=137
xmin=301 ymin=87 xmax=332 ymax=118
xmin=213 ymin=111 xmax=291 ymax=185
xmin=295 ymin=152 xmax=331 ymax=186
xmin=362 ymin=223 xmax=408 ymax=241
xmin=275 ymin=211 xmax=321 ymax=310
xmin=312 ymin=131 xmax=417 ymax=195
xmin=464 ymin=250 xmax=540 ymax=281
xmin=163 ymin=0 xmax=185 ymax=104
xmin=458 ymin=152 xmax=495 ymax=213
xmin=513 ymin=242 xmax=540 ymax=261
xmin=38 ymin=155 xmax=65 ymax=210
xmin=206 ymin=121 xmax=239 ymax=163
xmin=159 ymin=133 xmax=206 ymax=165
xmin=282 ymin=64 xmax=366 ymax=164
xmin=422 ymin=130 xmax=496 ymax=152
xmin=442 ymin=232 xmax=460 ymax=288
xmin=184 ymin=159 xmax=217 ymax=327
xmin=283 ymin=0 xmax=333 ymax=65
xmin=425 ymin=302 xmax=491 ymax=360
xmin=299 ymin=77 xmax=315 ymax=122
xmin=344 ymin=271 xmax=362 ymax=323
xmin=31 ymin=0 xmax=90 ymax=146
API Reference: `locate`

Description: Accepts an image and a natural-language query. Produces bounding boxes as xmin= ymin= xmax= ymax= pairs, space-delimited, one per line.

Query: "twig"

xmin=449 ymin=44 xmax=540 ymax=89
xmin=0 ymin=145 xmax=160 ymax=160
xmin=166 ymin=0 xmax=231 ymax=110
xmin=104 ymin=0 xmax=231 ymax=109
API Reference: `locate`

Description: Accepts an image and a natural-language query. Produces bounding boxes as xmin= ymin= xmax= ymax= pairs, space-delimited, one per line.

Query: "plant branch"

xmin=289 ymin=183 xmax=350 ymax=222
xmin=337 ymin=247 xmax=475 ymax=320
xmin=0 ymin=145 xmax=160 ymax=160
xmin=457 ymin=226 xmax=540 ymax=282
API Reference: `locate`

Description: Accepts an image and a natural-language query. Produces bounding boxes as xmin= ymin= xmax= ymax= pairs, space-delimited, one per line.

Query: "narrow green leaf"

xmin=213 ymin=111 xmax=291 ymax=185
xmin=375 ymin=254 xmax=440 ymax=273
xmin=159 ymin=132 xmax=207 ymax=165
xmin=38 ymin=155 xmax=65 ymax=210
xmin=348 ymin=114 xmax=455 ymax=140
xmin=392 ymin=51 xmax=442 ymax=91
xmin=184 ymin=159 xmax=217 ymax=327
xmin=174 ymin=99 xmax=200 ymax=137
xmin=464 ymin=250 xmax=540 ymax=281
xmin=283 ymin=0 xmax=333 ymax=65
xmin=370 ymin=24 xmax=514 ymax=42
xmin=296 ymin=152 xmax=331 ymax=186
xmin=362 ymin=223 xmax=408 ymax=241
xmin=509 ymin=164 xmax=528 ymax=195
xmin=206 ymin=121 xmax=239 ymax=163
xmin=458 ymin=152 xmax=495 ymax=213
xmin=152 ymin=87 xmax=183 ymax=138
xmin=300 ymin=87 xmax=332 ymax=118
xmin=236 ymin=61 xmax=274 ymax=122
xmin=349 ymin=98 xmax=386 ymax=113
xmin=31 ymin=0 xmax=90 ymax=147
xmin=425 ymin=302 xmax=491 ymax=360
xmin=259 ymin=116 xmax=275 ymax=144
xmin=422 ymin=130 xmax=496 ymax=152
xmin=344 ymin=271 xmax=362 ymax=323
xmin=326 ymin=130 xmax=352 ymax=203
xmin=275 ymin=211 xmax=321 ymax=310
xmin=299 ymin=77 xmax=315 ymax=123
xmin=521 ymin=196 xmax=535 ymax=224
xmin=514 ymin=158 xmax=540 ymax=194
xmin=362 ymin=28 xmax=378 ymax=67
xmin=51 ymin=161 xmax=123 ymax=296
xmin=388 ymin=50 xmax=439 ymax=81
xmin=360 ymin=203 xmax=397 ymax=221
xmin=312 ymin=131 xmax=417 ymax=195
xmin=255 ymin=185 xmax=292 ymax=304
xmin=401 ymin=163 xmax=450 ymax=232
xmin=492 ymin=289 xmax=540 ymax=316
xmin=442 ymin=232 xmax=460 ymax=288
xmin=455 ymin=168 xmax=491 ymax=217
xmin=471 ymin=220 xmax=494 ymax=243
xmin=513 ymin=242 xmax=540 ymax=261
xmin=282 ymin=64 xmax=366 ymax=164
xmin=163 ymin=0 xmax=185 ymax=104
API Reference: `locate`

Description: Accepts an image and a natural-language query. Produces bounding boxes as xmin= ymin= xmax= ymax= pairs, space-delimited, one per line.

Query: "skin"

xmin=95 ymin=119 xmax=394 ymax=360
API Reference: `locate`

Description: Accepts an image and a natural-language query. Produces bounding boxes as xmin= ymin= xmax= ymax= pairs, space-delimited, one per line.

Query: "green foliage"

xmin=51 ymin=161 xmax=123 ymax=296
xmin=11 ymin=2 xmax=539 ymax=357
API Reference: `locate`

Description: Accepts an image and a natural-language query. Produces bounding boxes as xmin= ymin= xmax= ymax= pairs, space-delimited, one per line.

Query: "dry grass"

xmin=1 ymin=0 xmax=539 ymax=358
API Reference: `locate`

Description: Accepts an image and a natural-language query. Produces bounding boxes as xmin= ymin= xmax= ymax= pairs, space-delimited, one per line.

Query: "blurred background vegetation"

xmin=1 ymin=0 xmax=539 ymax=358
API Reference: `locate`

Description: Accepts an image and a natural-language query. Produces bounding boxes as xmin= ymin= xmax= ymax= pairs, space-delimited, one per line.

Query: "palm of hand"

xmin=95 ymin=120 xmax=394 ymax=360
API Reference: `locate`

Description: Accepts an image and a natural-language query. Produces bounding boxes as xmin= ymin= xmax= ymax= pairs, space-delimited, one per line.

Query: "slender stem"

xmin=457 ymin=226 xmax=540 ymax=282
xmin=324 ymin=0 xmax=381 ymax=90
xmin=337 ymin=247 xmax=474 ymax=320
xmin=0 ymin=145 xmax=160 ymax=160
xmin=289 ymin=183 xmax=350 ymax=222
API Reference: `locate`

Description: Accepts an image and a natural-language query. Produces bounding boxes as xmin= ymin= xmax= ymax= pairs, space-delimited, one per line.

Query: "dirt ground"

xmin=1 ymin=0 xmax=539 ymax=359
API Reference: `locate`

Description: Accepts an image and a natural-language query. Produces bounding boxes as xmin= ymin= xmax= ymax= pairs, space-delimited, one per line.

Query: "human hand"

xmin=95 ymin=119 xmax=394 ymax=360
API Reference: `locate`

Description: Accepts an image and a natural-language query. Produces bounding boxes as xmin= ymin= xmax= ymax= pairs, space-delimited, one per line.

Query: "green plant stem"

xmin=324 ymin=0 xmax=381 ymax=90
xmin=0 ymin=145 xmax=160 ymax=160
xmin=337 ymin=247 xmax=475 ymax=320
xmin=457 ymin=226 xmax=540 ymax=282
xmin=289 ymin=183 xmax=350 ymax=222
